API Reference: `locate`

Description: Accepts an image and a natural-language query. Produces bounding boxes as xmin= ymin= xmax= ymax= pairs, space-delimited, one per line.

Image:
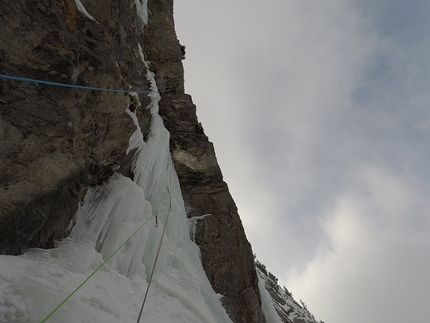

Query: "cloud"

xmin=225 ymin=0 xmax=385 ymax=270
xmin=174 ymin=1 xmax=430 ymax=321
xmin=286 ymin=164 xmax=430 ymax=323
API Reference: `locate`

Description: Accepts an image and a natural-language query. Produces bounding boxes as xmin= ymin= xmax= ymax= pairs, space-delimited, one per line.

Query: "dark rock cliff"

xmin=0 ymin=0 xmax=151 ymax=254
xmin=0 ymin=1 xmax=266 ymax=322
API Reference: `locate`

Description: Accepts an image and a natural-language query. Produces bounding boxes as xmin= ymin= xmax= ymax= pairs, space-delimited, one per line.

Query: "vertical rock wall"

xmin=144 ymin=1 xmax=267 ymax=322
xmin=0 ymin=0 xmax=151 ymax=254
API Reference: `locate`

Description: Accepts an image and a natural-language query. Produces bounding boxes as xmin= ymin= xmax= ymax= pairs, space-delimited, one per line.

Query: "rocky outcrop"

xmin=256 ymin=261 xmax=320 ymax=323
xmin=158 ymin=93 xmax=266 ymax=323
xmin=0 ymin=0 xmax=152 ymax=254
xmin=143 ymin=1 xmax=266 ymax=322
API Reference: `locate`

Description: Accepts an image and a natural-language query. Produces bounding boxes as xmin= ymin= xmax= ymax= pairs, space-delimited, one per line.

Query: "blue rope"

xmin=0 ymin=73 xmax=156 ymax=94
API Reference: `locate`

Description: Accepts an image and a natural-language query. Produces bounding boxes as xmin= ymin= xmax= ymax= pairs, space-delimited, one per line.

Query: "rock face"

xmin=1 ymin=1 xmax=267 ymax=322
xmin=0 ymin=0 xmax=151 ymax=254
xmin=143 ymin=1 xmax=266 ymax=322
xmin=158 ymin=93 xmax=266 ymax=323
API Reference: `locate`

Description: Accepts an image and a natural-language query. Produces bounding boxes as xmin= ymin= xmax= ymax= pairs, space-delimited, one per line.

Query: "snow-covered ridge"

xmin=256 ymin=260 xmax=323 ymax=323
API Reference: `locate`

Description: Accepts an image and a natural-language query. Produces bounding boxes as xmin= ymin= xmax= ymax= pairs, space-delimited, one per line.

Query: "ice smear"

xmin=0 ymin=46 xmax=232 ymax=323
xmin=189 ymin=214 xmax=211 ymax=242
xmin=74 ymin=0 xmax=96 ymax=21
xmin=134 ymin=0 xmax=148 ymax=26
xmin=258 ymin=275 xmax=284 ymax=323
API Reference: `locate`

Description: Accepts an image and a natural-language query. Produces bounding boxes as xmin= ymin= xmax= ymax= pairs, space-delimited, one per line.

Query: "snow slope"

xmin=0 ymin=45 xmax=233 ymax=323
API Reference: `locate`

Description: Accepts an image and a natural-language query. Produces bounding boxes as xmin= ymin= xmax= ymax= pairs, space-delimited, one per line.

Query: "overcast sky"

xmin=173 ymin=1 xmax=430 ymax=322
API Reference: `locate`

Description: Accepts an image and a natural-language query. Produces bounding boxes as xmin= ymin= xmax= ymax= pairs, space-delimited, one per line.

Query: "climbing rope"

xmin=1 ymin=66 xmax=177 ymax=323
xmin=40 ymin=171 xmax=172 ymax=322
xmin=40 ymin=214 xmax=155 ymax=323
xmin=0 ymin=73 xmax=172 ymax=94
xmin=136 ymin=158 xmax=174 ymax=323
xmin=0 ymin=44 xmax=178 ymax=323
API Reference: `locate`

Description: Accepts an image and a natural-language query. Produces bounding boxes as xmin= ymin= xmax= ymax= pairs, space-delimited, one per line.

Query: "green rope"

xmin=136 ymin=159 xmax=174 ymax=322
xmin=40 ymin=214 xmax=155 ymax=323
xmin=41 ymin=175 xmax=172 ymax=322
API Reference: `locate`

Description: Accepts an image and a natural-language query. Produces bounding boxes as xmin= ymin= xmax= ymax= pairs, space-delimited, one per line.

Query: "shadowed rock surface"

xmin=0 ymin=0 xmax=151 ymax=254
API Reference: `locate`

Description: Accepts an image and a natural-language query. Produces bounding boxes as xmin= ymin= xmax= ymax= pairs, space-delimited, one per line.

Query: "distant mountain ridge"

xmin=256 ymin=259 xmax=323 ymax=323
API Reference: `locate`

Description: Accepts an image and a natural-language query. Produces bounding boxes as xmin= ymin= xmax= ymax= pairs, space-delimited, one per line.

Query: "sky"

xmin=173 ymin=1 xmax=430 ymax=323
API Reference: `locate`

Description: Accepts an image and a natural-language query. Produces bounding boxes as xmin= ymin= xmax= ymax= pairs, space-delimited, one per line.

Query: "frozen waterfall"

xmin=0 ymin=54 xmax=232 ymax=323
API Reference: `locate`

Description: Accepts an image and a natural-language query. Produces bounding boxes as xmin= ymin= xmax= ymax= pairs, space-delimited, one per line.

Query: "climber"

xmin=195 ymin=122 xmax=204 ymax=134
